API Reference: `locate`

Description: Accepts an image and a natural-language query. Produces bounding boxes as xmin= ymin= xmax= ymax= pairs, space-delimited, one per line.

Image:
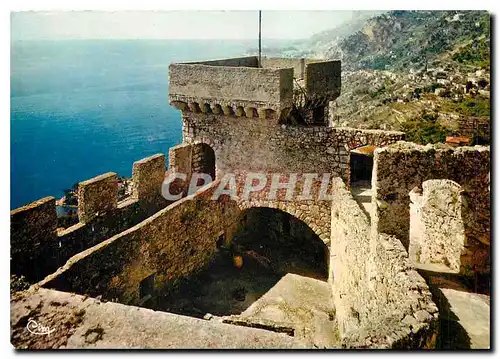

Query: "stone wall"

xmin=169 ymin=62 xmax=294 ymax=114
xmin=168 ymin=143 xmax=192 ymax=174
xmin=188 ymin=56 xmax=259 ymax=68
xmin=261 ymin=57 xmax=307 ymax=79
xmin=329 ymin=177 xmax=438 ymax=348
xmin=132 ymin=153 xmax=167 ymax=207
xmin=372 ymin=142 xmax=490 ymax=274
xmin=182 ymin=112 xmax=403 ymax=182
xmin=457 ymin=116 xmax=490 ymax=143
xmin=77 ymin=172 xmax=118 ymax=223
xmin=304 ymin=61 xmax=341 ymax=100
xmin=11 ymin=197 xmax=58 ymax=280
xmin=39 ymin=181 xmax=241 ymax=306
xmin=37 ymin=171 xmax=337 ymax=305
xmin=11 ymin=154 xmax=169 ymax=282
xmin=409 ymin=179 xmax=465 ymax=272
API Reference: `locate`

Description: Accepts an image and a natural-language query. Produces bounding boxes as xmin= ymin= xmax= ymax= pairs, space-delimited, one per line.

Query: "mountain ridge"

xmin=273 ymin=10 xmax=491 ymax=145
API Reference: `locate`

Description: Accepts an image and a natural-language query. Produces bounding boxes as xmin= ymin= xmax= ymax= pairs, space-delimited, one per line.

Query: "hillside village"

xmin=334 ymin=60 xmax=490 ymax=142
xmin=255 ymin=10 xmax=490 ymax=145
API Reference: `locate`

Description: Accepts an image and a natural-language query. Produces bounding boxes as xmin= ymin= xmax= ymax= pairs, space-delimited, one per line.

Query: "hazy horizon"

xmin=11 ymin=10 xmax=382 ymax=41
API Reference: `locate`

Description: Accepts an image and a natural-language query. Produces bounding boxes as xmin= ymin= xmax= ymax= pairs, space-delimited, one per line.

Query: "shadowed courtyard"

xmin=149 ymin=208 xmax=330 ymax=320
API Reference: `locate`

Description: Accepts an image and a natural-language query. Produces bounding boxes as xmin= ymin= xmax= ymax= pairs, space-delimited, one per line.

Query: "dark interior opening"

xmin=139 ymin=273 xmax=155 ymax=299
xmin=232 ymin=208 xmax=329 ymax=281
xmin=350 ymin=152 xmax=374 ymax=184
xmin=154 ymin=207 xmax=329 ymax=318
xmin=194 ymin=143 xmax=216 ymax=182
xmin=216 ymin=234 xmax=225 ymax=249
xmin=312 ymin=106 xmax=326 ymax=124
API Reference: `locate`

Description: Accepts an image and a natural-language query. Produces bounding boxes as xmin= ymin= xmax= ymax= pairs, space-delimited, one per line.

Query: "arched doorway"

xmin=231 ymin=207 xmax=329 ymax=281
xmin=191 ymin=142 xmax=216 ymax=181
xmin=156 ymin=207 xmax=330 ymax=318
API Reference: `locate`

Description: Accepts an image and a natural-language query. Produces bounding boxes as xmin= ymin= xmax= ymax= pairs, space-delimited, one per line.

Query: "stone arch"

xmin=210 ymin=103 xmax=223 ymax=115
xmin=188 ymin=102 xmax=201 ymax=113
xmin=230 ymin=205 xmax=330 ymax=281
xmin=236 ymin=200 xmax=331 ymax=246
xmin=190 ymin=138 xmax=224 ymax=180
xmin=408 ymin=179 xmax=466 ymax=273
xmin=200 ymin=103 xmax=212 ymax=114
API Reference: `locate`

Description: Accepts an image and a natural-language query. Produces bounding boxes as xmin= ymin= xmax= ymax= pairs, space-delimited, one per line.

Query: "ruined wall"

xmin=409 ymin=180 xmax=465 ymax=272
xmin=183 ymin=112 xmax=403 ymax=182
xmin=329 ymin=177 xmax=438 ymax=349
xmin=40 ymin=181 xmax=241 ymax=306
xmin=11 ymin=154 xmax=169 ymax=282
xmin=372 ymin=142 xmax=490 ymax=274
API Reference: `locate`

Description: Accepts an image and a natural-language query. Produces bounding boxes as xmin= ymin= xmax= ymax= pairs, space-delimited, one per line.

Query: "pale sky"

xmin=11 ymin=11 xmax=369 ymax=40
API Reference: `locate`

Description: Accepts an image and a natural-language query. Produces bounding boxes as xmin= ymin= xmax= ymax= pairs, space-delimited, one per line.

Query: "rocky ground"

xmin=11 ymin=288 xmax=305 ymax=349
xmin=331 ymin=60 xmax=490 ymax=139
xmin=417 ymin=269 xmax=490 ymax=349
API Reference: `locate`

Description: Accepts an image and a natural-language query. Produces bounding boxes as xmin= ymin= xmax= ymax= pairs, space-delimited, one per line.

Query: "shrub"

xmin=401 ymin=112 xmax=451 ymax=144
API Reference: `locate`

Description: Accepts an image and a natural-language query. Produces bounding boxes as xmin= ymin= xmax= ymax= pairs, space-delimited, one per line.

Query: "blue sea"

xmin=11 ymin=39 xmax=282 ymax=209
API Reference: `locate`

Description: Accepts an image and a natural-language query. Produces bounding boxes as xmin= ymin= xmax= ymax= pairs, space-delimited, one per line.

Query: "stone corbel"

xmin=170 ymin=101 xmax=188 ymax=112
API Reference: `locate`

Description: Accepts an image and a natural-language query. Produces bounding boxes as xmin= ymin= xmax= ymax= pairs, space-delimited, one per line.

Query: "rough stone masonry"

xmin=10 ymin=56 xmax=490 ymax=349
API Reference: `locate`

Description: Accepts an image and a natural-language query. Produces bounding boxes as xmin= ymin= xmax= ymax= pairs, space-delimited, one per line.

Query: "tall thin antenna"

xmin=258 ymin=10 xmax=262 ymax=68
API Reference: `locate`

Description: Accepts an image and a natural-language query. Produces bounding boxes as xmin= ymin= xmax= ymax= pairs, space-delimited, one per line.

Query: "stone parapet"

xmin=11 ymin=197 xmax=58 ymax=280
xmin=169 ymin=56 xmax=342 ymax=122
xmin=169 ymin=61 xmax=294 ymax=121
xmin=132 ymin=153 xmax=166 ymax=204
xmin=10 ymin=154 xmax=171 ymax=282
xmin=78 ymin=172 xmax=118 ymax=223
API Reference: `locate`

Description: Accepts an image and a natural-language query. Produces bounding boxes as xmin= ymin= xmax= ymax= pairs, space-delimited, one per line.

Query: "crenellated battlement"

xmin=168 ymin=56 xmax=341 ymax=123
xmin=10 ymin=153 xmax=169 ymax=281
xmin=77 ymin=172 xmax=118 ymax=223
